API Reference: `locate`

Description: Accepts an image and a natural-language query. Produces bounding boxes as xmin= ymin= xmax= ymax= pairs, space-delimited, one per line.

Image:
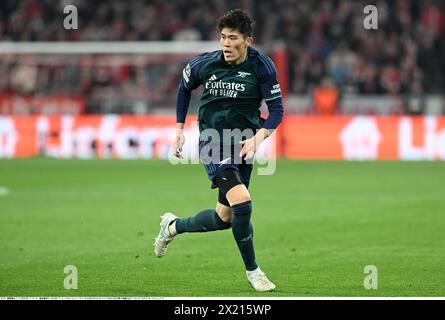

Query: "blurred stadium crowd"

xmin=0 ymin=0 xmax=444 ymax=114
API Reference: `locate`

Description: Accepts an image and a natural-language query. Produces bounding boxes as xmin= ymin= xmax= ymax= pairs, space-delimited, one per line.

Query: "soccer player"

xmin=154 ymin=9 xmax=284 ymax=292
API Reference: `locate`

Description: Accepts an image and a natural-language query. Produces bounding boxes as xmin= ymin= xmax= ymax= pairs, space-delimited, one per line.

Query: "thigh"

xmin=218 ymin=163 xmax=252 ymax=205
xmin=200 ymin=141 xmax=226 ymax=189
xmin=214 ymin=168 xmax=251 ymax=206
xmin=218 ymin=189 xmax=231 ymax=207
xmin=237 ymin=163 xmax=253 ymax=189
xmin=200 ymin=141 xmax=239 ymax=190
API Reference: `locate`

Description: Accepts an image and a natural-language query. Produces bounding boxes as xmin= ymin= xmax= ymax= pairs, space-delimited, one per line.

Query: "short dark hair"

xmin=217 ymin=9 xmax=254 ymax=38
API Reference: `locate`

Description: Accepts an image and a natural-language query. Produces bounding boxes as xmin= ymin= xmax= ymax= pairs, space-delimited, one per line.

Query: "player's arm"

xmin=173 ymin=60 xmax=202 ymax=158
xmin=240 ymin=56 xmax=284 ymax=160
xmin=173 ymin=80 xmax=191 ymax=158
xmin=256 ymin=97 xmax=284 ymax=139
xmin=240 ymin=97 xmax=284 ymax=160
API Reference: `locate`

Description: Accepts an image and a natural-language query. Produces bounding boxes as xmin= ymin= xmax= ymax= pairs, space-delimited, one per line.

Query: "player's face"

xmin=220 ymin=28 xmax=253 ymax=65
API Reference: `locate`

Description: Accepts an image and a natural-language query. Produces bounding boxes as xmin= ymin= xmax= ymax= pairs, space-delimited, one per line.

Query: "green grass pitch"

xmin=0 ymin=159 xmax=444 ymax=297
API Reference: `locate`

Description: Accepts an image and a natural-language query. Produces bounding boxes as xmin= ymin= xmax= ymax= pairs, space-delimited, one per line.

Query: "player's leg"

xmin=215 ymin=171 xmax=256 ymax=270
xmin=168 ymin=169 xmax=250 ymax=236
xmin=171 ymin=188 xmax=232 ymax=234
xmin=214 ymin=168 xmax=275 ymax=292
xmin=215 ymin=161 xmax=253 ymax=223
xmin=173 ymin=205 xmax=231 ymax=234
xmin=170 ymin=141 xmax=234 ymax=233
xmin=215 ymin=189 xmax=232 ymax=223
xmin=154 ymin=205 xmax=232 ymax=257
xmin=154 ymin=142 xmax=232 ymax=257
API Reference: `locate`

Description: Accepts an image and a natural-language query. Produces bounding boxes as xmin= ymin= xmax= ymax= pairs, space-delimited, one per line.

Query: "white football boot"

xmin=246 ymin=267 xmax=276 ymax=292
xmin=154 ymin=212 xmax=178 ymax=257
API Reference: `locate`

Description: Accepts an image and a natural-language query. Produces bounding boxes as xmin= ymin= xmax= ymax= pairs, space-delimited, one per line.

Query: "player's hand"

xmin=172 ymin=130 xmax=185 ymax=158
xmin=239 ymin=129 xmax=269 ymax=161
xmin=239 ymin=137 xmax=257 ymax=161
xmin=239 ymin=138 xmax=261 ymax=161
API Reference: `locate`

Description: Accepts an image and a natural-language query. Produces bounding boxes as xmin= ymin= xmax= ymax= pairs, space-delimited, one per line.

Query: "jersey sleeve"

xmin=176 ymin=80 xmax=192 ymax=124
xmin=257 ymin=54 xmax=282 ymax=101
xmin=181 ymin=54 xmax=208 ymax=91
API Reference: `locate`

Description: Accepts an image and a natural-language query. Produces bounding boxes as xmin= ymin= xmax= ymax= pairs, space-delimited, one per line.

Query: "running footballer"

xmin=154 ymin=9 xmax=284 ymax=292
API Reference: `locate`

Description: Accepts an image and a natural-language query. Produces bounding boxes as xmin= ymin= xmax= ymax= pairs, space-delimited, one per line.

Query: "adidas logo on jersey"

xmin=209 ymin=74 xmax=217 ymax=81
xmin=236 ymin=71 xmax=251 ymax=78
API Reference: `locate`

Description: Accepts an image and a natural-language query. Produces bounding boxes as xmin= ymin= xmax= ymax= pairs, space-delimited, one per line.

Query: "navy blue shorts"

xmin=199 ymin=141 xmax=253 ymax=189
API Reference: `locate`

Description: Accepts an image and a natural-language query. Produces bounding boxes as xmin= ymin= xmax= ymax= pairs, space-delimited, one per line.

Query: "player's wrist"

xmin=255 ymin=128 xmax=269 ymax=142
xmin=176 ymin=123 xmax=185 ymax=135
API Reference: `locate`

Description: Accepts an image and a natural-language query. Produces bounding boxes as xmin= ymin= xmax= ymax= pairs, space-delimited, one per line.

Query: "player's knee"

xmin=231 ymin=199 xmax=252 ymax=217
xmin=214 ymin=169 xmax=250 ymax=207
xmin=226 ymin=185 xmax=251 ymax=206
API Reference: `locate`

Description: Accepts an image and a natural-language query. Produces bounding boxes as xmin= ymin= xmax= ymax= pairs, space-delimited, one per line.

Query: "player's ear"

xmin=245 ymin=36 xmax=253 ymax=46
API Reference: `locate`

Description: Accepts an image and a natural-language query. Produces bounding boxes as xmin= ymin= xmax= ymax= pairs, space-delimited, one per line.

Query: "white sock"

xmin=247 ymin=267 xmax=261 ymax=276
xmin=168 ymin=220 xmax=177 ymax=236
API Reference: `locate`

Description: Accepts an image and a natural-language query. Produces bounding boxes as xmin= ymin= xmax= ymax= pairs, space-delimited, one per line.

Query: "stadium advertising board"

xmin=1 ymin=115 xmax=444 ymax=160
